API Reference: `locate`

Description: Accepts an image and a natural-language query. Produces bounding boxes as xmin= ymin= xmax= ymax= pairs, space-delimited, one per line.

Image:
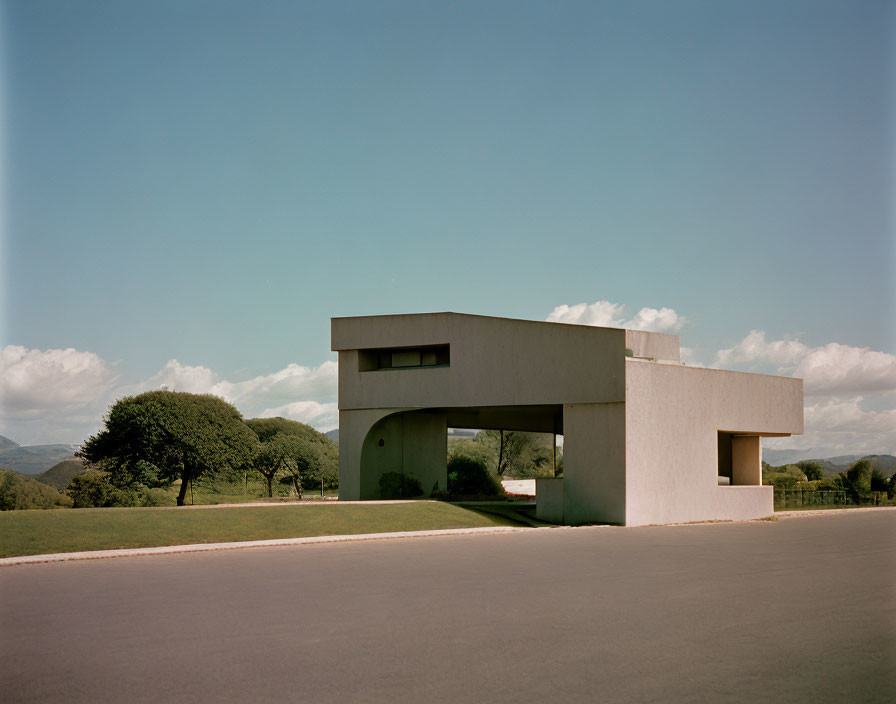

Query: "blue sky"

xmin=1 ymin=1 xmax=893 ymax=455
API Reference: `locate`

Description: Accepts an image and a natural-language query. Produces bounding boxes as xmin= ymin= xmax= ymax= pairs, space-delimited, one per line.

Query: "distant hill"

xmin=0 ymin=444 xmax=78 ymax=475
xmin=0 ymin=435 xmax=19 ymax=450
xmin=763 ymin=452 xmax=896 ymax=476
xmin=762 ymin=448 xmax=839 ymax=465
xmin=822 ymin=454 xmax=865 ymax=466
xmin=325 ymin=429 xmax=339 ymax=443
xmin=861 ymin=454 xmax=896 ymax=474
xmin=36 ymin=457 xmax=91 ymax=491
xmin=762 ymin=448 xmax=870 ymax=466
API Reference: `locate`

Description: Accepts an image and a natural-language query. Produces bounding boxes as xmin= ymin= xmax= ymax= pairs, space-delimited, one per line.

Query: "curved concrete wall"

xmin=340 ymin=409 xmax=448 ymax=500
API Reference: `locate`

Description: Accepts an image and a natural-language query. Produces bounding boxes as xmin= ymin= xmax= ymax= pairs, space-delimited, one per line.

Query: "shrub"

xmin=378 ymin=472 xmax=423 ymax=499
xmin=67 ymin=470 xmax=139 ymax=508
xmin=448 ymin=439 xmax=494 ymax=470
xmin=447 ymin=456 xmax=504 ymax=498
xmin=0 ymin=469 xmax=73 ymax=510
xmin=762 ymin=464 xmax=807 ymax=489
xmin=139 ymin=487 xmax=170 ymax=507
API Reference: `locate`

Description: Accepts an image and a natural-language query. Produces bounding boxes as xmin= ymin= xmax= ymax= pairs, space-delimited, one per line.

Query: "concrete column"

xmin=561 ymin=403 xmax=626 ymax=525
xmin=731 ymin=435 xmax=761 ymax=486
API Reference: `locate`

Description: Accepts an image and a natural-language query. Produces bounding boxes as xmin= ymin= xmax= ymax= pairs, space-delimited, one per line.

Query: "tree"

xmin=246 ymin=436 xmax=294 ymax=497
xmin=448 ymin=438 xmax=493 ymax=469
xmin=245 ymin=417 xmax=339 ymax=496
xmin=80 ymin=391 xmax=259 ymax=506
xmin=475 ymin=430 xmax=552 ymax=477
xmin=840 ymin=459 xmax=873 ymax=504
xmin=796 ymin=461 xmax=825 ymax=482
xmin=870 ymin=468 xmax=888 ymax=493
xmin=280 ymin=438 xmax=322 ymax=499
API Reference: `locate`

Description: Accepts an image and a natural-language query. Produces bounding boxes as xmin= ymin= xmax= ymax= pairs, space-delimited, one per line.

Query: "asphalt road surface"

xmin=2 ymin=511 xmax=894 ymax=703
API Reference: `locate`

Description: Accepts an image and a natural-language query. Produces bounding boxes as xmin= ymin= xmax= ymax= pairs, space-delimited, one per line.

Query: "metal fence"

xmin=773 ymin=489 xmax=892 ymax=509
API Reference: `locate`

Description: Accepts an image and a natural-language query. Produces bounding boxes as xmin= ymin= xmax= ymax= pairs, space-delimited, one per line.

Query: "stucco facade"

xmin=331 ymin=312 xmax=803 ymax=526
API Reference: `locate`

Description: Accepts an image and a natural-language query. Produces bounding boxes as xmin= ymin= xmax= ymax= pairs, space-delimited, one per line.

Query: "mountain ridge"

xmin=0 ymin=444 xmax=79 ymax=475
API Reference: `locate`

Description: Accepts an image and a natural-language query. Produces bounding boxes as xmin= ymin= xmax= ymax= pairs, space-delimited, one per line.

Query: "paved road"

xmin=2 ymin=511 xmax=893 ymax=703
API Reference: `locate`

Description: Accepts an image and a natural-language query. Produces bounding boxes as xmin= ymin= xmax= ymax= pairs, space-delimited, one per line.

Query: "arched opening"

xmin=359 ymin=410 xmax=448 ymax=499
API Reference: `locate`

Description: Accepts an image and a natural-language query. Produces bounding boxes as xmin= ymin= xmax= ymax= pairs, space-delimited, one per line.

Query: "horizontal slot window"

xmin=359 ymin=345 xmax=449 ymax=371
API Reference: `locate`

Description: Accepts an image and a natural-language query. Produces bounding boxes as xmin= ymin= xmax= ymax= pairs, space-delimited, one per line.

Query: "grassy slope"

xmin=0 ymin=502 xmax=518 ymax=558
xmin=35 ymin=458 xmax=89 ymax=491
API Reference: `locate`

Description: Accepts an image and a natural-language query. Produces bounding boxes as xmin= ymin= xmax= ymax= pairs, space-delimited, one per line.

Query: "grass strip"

xmin=0 ymin=502 xmax=521 ymax=558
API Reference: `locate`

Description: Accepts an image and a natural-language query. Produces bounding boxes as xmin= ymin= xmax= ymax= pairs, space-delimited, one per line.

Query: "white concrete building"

xmin=332 ymin=313 xmax=803 ymax=526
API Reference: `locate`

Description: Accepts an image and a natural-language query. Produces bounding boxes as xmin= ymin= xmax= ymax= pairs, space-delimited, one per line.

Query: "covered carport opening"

xmin=359 ymin=405 xmax=563 ymax=519
xmin=446 ymin=403 xmax=563 ymax=489
xmin=446 ymin=405 xmax=563 ymax=526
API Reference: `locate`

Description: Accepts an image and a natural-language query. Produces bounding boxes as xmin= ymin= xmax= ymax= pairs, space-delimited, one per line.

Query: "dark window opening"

xmin=359 ymin=345 xmax=450 ymax=371
xmin=718 ymin=431 xmax=732 ymax=486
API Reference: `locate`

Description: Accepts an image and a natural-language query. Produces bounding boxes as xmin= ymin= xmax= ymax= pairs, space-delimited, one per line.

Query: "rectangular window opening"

xmin=717 ymin=431 xmax=733 ymax=486
xmin=718 ymin=431 xmax=762 ymax=486
xmin=359 ymin=345 xmax=449 ymax=371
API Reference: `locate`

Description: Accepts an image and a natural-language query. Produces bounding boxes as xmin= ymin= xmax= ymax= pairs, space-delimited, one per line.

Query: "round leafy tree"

xmin=245 ymin=417 xmax=338 ymax=497
xmin=80 ymin=391 xmax=259 ymax=506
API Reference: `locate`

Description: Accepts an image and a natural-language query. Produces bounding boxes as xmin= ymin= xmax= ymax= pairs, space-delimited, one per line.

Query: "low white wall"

xmin=535 ymin=478 xmax=564 ymax=523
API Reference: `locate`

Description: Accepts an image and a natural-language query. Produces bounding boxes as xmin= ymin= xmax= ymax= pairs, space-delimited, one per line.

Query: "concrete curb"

xmin=4 ymin=507 xmax=892 ymax=567
xmin=0 ymin=526 xmax=528 ymax=567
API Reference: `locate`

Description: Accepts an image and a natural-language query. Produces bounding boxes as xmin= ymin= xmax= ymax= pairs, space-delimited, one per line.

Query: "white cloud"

xmin=715 ymin=330 xmax=809 ymax=368
xmin=259 ymin=401 xmax=338 ymax=432
xmin=795 ymin=343 xmax=896 ymax=397
xmin=624 ymin=307 xmax=685 ymax=333
xmin=0 ymin=345 xmax=119 ymax=421
xmin=143 ymin=359 xmax=221 ymax=395
xmin=547 ymin=301 xmax=627 ymax=327
xmin=0 ymin=346 xmax=338 ymax=444
xmin=763 ymin=397 xmax=896 ymax=455
xmin=139 ymin=359 xmax=338 ymax=417
xmin=546 ymin=300 xmax=685 ymax=333
xmin=714 ymin=331 xmax=896 ymax=397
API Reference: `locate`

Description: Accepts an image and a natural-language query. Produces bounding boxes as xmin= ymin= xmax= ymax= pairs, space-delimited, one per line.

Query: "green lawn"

xmin=0 ymin=502 xmax=520 ymax=558
xmin=140 ymin=480 xmax=339 ymax=506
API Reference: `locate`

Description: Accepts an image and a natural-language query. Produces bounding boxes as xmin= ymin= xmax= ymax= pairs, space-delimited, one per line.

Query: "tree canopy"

xmin=245 ymin=417 xmax=338 ymax=497
xmin=80 ymin=391 xmax=259 ymax=505
xmin=795 ymin=461 xmax=825 ymax=481
xmin=474 ymin=430 xmax=555 ymax=478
